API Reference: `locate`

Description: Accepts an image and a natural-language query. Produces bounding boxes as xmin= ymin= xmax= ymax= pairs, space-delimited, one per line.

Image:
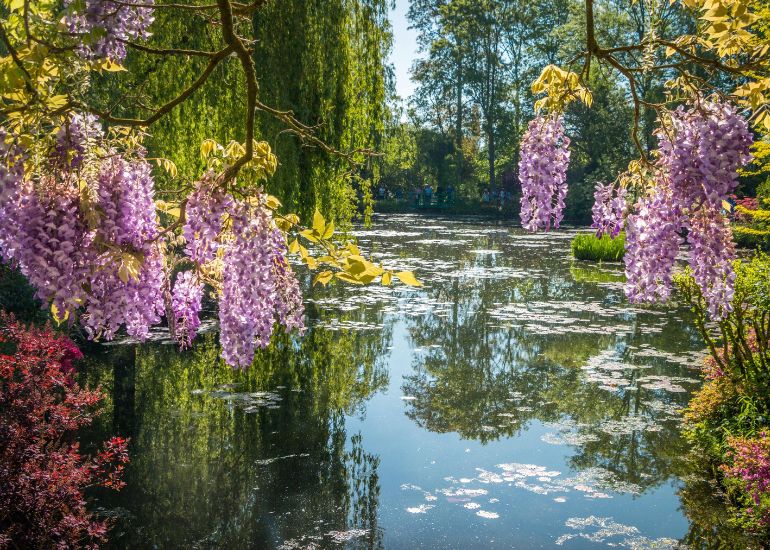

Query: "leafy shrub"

xmin=733 ymin=225 xmax=770 ymax=251
xmin=0 ymin=264 xmax=45 ymax=323
xmin=721 ymin=434 xmax=770 ymax=528
xmin=677 ymin=256 xmax=770 ymax=531
xmin=570 ymin=232 xmax=625 ymax=262
xmin=0 ymin=314 xmax=128 ymax=548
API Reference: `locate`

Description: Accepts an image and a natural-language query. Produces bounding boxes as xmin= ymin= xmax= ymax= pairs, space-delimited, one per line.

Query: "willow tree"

xmin=0 ymin=0 xmax=419 ymax=369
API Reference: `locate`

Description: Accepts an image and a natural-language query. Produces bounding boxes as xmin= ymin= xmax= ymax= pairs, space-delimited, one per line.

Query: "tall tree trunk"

xmin=454 ymin=53 xmax=464 ymax=188
xmin=488 ymin=126 xmax=496 ymax=189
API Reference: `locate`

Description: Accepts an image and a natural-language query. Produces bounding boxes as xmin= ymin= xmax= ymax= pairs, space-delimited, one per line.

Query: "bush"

xmin=0 ymin=264 xmax=45 ymax=323
xmin=676 ymin=256 xmax=770 ymax=532
xmin=570 ymin=232 xmax=625 ymax=262
xmin=733 ymin=225 xmax=770 ymax=251
xmin=0 ymin=314 xmax=128 ymax=548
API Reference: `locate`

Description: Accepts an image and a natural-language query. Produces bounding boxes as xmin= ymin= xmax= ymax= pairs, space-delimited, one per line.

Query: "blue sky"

xmin=389 ymin=0 xmax=419 ymax=100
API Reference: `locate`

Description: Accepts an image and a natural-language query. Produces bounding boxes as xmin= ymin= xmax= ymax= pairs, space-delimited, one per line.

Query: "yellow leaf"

xmin=118 ymin=264 xmax=130 ymax=284
xmin=265 ymin=195 xmax=282 ymax=210
xmin=50 ymin=303 xmax=69 ymax=324
xmin=313 ymin=270 xmax=334 ymax=286
xmin=322 ymin=221 xmax=335 ymax=240
xmin=288 ymin=239 xmax=300 ymax=254
xmin=382 ymin=272 xmax=392 ymax=286
xmin=336 ymin=272 xmax=364 ymax=285
xmin=395 ymin=271 xmax=423 ymax=287
xmin=299 ymin=229 xmax=319 ymax=243
xmin=312 ymin=209 xmax=325 ymax=235
xmin=200 ymin=139 xmax=217 ymax=158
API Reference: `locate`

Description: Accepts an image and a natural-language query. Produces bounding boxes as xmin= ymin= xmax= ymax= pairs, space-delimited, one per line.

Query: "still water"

xmin=81 ymin=214 xmax=729 ymax=549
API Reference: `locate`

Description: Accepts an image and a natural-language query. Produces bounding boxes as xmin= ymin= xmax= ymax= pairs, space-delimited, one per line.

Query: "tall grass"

xmin=571 ymin=232 xmax=625 ymax=262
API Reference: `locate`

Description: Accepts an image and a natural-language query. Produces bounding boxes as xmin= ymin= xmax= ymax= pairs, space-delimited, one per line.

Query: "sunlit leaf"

xmin=395 ymin=271 xmax=422 ymax=287
xmin=313 ymin=270 xmax=334 ymax=286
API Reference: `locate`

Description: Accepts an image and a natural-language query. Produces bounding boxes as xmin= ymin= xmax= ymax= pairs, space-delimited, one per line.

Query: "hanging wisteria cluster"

xmin=186 ymin=190 xmax=305 ymax=369
xmin=0 ymin=112 xmax=305 ymax=368
xmin=1 ymin=123 xmax=166 ymax=340
xmin=171 ymin=271 xmax=204 ymax=349
xmin=591 ymin=182 xmax=627 ymax=239
xmin=622 ymin=100 xmax=752 ymax=318
xmin=623 ymin=185 xmax=683 ymax=304
xmin=64 ymin=0 xmax=155 ymax=62
xmin=519 ymin=115 xmax=571 ymax=232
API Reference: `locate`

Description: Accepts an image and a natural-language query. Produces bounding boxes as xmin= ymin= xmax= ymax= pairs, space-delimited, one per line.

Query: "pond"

xmin=81 ymin=214 xmax=729 ymax=549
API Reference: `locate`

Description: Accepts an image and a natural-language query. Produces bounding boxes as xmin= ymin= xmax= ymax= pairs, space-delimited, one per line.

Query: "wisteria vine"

xmin=0 ymin=113 xmax=305 ymax=368
xmin=623 ymin=100 xmax=752 ymax=318
xmin=518 ymin=115 xmax=571 ymax=232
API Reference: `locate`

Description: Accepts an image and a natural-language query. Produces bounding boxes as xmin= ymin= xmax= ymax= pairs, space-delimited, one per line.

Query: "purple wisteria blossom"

xmin=623 ymin=99 xmax=752 ymax=318
xmin=171 ymin=271 xmax=204 ymax=348
xmin=64 ymin=0 xmax=155 ymax=62
xmin=519 ymin=115 xmax=571 ymax=232
xmin=219 ymin=203 xmax=280 ymax=369
xmin=687 ymin=207 xmax=737 ymax=319
xmin=54 ymin=113 xmax=102 ymax=169
xmin=591 ymin=182 xmax=627 ymax=238
xmin=183 ymin=176 xmax=233 ymax=264
xmin=624 ymin=184 xmax=683 ymax=304
xmin=82 ymin=156 xmax=165 ymax=340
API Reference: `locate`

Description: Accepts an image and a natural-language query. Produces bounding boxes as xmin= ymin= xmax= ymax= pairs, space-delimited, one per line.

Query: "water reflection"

xmin=82 ymin=310 xmax=391 ymax=548
xmin=80 ymin=215 xmax=747 ymax=548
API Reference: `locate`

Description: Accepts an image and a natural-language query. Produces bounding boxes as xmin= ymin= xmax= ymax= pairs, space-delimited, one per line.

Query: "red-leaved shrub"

xmin=0 ymin=313 xmax=128 ymax=549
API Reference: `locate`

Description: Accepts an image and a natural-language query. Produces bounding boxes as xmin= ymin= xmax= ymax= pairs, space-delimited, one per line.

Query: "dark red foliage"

xmin=0 ymin=313 xmax=128 ymax=549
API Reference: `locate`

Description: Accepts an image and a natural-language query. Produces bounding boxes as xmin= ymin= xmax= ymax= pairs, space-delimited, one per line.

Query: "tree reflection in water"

xmin=75 ymin=215 xmax=761 ymax=548
xmin=80 ymin=300 xmax=392 ymax=549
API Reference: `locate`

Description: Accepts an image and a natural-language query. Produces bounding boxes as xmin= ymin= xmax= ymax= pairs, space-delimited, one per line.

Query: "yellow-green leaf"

xmin=265 ymin=195 xmax=282 ymax=210
xmin=395 ymin=271 xmax=422 ymax=287
xmin=322 ymin=221 xmax=334 ymax=240
xmin=313 ymin=270 xmax=334 ymax=286
xmin=312 ymin=209 xmax=325 ymax=235
xmin=336 ymin=272 xmax=364 ymax=285
xmin=51 ymin=303 xmax=69 ymax=324
xmin=299 ymin=229 xmax=319 ymax=243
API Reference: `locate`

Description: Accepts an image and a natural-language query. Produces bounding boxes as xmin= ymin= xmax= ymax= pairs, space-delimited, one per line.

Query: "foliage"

xmin=571 ymin=232 xmax=625 ymax=262
xmin=721 ymin=434 xmax=770 ymax=527
xmin=0 ymin=314 xmax=128 ymax=548
xmin=0 ymin=0 xmax=419 ymax=369
xmin=677 ymin=256 xmax=770 ymax=532
xmin=733 ymin=225 xmax=770 ymax=251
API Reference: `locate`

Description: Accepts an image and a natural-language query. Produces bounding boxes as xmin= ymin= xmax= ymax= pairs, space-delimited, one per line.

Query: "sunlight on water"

xmin=81 ymin=214 xmax=739 ymax=548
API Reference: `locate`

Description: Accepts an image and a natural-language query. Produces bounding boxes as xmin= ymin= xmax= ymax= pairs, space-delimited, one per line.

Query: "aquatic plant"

xmin=0 ymin=314 xmax=128 ymax=548
xmin=571 ymin=233 xmax=625 ymax=262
